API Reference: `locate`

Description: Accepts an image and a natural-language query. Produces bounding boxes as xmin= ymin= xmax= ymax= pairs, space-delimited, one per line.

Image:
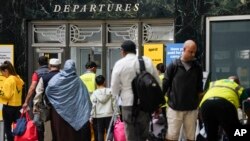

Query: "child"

xmin=90 ymin=75 xmax=116 ymax=141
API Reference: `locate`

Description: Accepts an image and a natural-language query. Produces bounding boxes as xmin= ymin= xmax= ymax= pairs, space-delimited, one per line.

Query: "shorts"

xmin=166 ymin=107 xmax=198 ymax=140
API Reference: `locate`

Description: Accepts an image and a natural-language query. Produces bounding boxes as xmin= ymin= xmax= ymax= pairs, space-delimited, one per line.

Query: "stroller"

xmin=148 ymin=113 xmax=167 ymax=141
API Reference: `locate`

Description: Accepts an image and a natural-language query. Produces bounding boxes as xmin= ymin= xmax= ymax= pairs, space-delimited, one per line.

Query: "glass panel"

xmin=210 ymin=20 xmax=250 ymax=88
xmin=143 ymin=23 xmax=174 ymax=43
xmin=70 ymin=24 xmax=101 ymax=44
xmin=106 ymin=48 xmax=122 ymax=86
xmin=79 ymin=47 xmax=102 ymax=76
xmin=107 ymin=24 xmax=138 ymax=43
xmin=33 ymin=25 xmax=66 ymax=44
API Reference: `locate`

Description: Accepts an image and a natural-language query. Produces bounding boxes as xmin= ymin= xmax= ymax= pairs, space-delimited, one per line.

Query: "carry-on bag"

xmin=14 ymin=111 xmax=38 ymax=141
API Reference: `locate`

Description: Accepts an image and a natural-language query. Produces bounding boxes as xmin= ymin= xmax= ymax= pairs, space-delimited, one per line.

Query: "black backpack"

xmin=131 ymin=56 xmax=166 ymax=117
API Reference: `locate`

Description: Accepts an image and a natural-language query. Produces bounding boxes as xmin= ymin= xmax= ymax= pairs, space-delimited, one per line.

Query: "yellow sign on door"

xmin=144 ymin=43 xmax=164 ymax=66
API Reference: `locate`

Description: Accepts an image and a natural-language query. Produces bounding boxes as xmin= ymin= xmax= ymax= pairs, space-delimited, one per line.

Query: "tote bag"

xmin=14 ymin=112 xmax=38 ymax=141
xmin=13 ymin=112 xmax=27 ymax=136
xmin=113 ymin=117 xmax=126 ymax=141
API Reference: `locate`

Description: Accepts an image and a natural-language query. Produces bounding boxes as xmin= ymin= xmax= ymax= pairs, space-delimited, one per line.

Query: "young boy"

xmin=90 ymin=75 xmax=116 ymax=141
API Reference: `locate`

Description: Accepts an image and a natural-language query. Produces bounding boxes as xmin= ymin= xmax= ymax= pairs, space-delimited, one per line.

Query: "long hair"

xmin=0 ymin=61 xmax=18 ymax=76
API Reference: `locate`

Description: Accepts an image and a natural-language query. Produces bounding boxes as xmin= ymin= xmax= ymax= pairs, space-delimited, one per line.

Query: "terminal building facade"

xmin=1 ymin=0 xmax=250 ymax=91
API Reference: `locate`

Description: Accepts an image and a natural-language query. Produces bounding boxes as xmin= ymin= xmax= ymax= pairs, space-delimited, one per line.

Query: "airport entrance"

xmin=28 ymin=20 xmax=174 ymax=85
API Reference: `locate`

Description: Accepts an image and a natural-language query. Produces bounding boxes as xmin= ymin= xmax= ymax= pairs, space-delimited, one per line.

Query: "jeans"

xmin=33 ymin=113 xmax=44 ymax=141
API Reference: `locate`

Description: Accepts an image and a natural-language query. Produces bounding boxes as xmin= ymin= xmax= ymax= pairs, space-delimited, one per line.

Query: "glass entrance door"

xmin=72 ymin=47 xmax=102 ymax=76
xmin=106 ymin=47 xmax=122 ymax=86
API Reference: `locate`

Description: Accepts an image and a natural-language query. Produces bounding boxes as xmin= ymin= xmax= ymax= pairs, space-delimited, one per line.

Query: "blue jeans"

xmin=33 ymin=113 xmax=44 ymax=141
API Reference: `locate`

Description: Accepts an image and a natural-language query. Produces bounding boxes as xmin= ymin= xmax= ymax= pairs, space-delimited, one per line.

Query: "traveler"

xmin=22 ymin=56 xmax=49 ymax=141
xmin=90 ymin=75 xmax=116 ymax=141
xmin=46 ymin=59 xmax=92 ymax=141
xmin=162 ymin=39 xmax=203 ymax=141
xmin=111 ymin=40 xmax=160 ymax=140
xmin=22 ymin=56 xmax=49 ymax=110
xmin=33 ymin=58 xmax=61 ymax=140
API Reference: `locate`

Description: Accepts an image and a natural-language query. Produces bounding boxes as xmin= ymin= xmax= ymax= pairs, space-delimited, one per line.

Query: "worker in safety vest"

xmin=200 ymin=76 xmax=250 ymax=141
xmin=80 ymin=61 xmax=97 ymax=141
xmin=80 ymin=61 xmax=97 ymax=95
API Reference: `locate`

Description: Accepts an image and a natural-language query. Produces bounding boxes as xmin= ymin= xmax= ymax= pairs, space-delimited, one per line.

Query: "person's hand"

xmin=89 ymin=118 xmax=93 ymax=124
xmin=22 ymin=102 xmax=28 ymax=109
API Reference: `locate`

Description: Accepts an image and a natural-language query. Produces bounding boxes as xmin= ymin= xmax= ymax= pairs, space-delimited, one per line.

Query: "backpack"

xmin=132 ymin=56 xmax=166 ymax=116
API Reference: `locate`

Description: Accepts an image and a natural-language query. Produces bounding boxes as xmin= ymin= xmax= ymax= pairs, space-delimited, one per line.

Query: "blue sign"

xmin=166 ymin=43 xmax=183 ymax=65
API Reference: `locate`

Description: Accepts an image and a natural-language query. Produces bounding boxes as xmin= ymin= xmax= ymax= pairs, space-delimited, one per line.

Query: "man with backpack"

xmin=162 ymin=40 xmax=203 ymax=141
xmin=111 ymin=40 xmax=162 ymax=141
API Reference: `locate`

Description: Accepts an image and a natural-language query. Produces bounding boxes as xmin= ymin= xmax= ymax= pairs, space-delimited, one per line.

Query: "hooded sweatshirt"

xmin=0 ymin=75 xmax=24 ymax=106
xmin=90 ymin=88 xmax=115 ymax=118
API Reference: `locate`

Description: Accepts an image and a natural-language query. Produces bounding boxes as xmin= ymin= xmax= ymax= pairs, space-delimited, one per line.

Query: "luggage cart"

xmin=106 ymin=95 xmax=119 ymax=141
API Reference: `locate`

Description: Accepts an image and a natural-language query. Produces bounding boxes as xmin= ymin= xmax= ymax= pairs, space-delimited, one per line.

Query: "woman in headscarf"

xmin=45 ymin=59 xmax=92 ymax=141
xmin=0 ymin=61 xmax=24 ymax=141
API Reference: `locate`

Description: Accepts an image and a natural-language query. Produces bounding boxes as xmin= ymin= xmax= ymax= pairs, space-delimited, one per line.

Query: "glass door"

xmin=73 ymin=47 xmax=102 ymax=76
xmin=106 ymin=47 xmax=122 ymax=86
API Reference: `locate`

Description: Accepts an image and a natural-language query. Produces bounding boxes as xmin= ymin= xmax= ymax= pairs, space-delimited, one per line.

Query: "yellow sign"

xmin=144 ymin=43 xmax=164 ymax=66
xmin=0 ymin=44 xmax=14 ymax=121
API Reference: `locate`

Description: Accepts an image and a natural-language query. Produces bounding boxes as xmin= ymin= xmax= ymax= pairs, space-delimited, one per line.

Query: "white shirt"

xmin=33 ymin=78 xmax=44 ymax=111
xmin=111 ymin=53 xmax=160 ymax=106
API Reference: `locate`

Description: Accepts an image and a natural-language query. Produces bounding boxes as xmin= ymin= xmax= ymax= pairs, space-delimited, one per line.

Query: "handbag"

xmin=13 ymin=112 xmax=27 ymax=136
xmin=113 ymin=117 xmax=126 ymax=141
xmin=14 ymin=112 xmax=38 ymax=141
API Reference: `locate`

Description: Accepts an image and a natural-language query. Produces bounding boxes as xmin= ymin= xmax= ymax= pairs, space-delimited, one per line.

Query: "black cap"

xmin=85 ymin=61 xmax=97 ymax=69
xmin=121 ymin=40 xmax=136 ymax=53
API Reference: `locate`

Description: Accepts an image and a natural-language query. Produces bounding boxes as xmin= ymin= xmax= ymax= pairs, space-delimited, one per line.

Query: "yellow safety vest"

xmin=200 ymin=79 xmax=244 ymax=108
xmin=159 ymin=74 xmax=164 ymax=84
xmin=80 ymin=72 xmax=96 ymax=94
xmin=159 ymin=73 xmax=168 ymax=108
